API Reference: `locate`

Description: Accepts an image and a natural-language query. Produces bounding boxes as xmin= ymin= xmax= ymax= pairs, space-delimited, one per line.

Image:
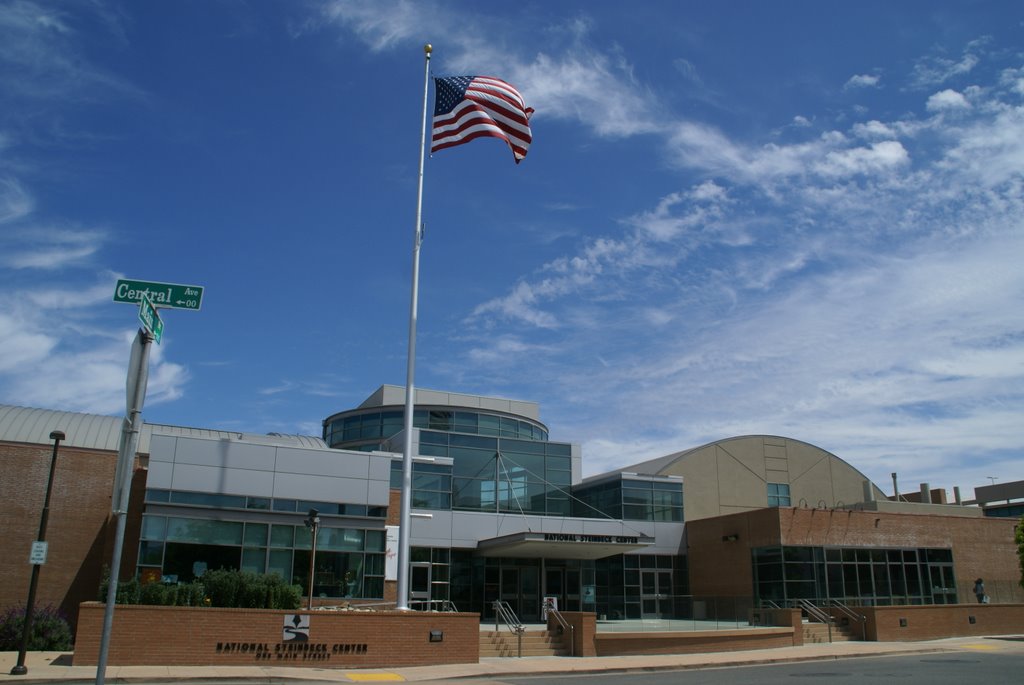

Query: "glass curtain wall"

xmin=325 ymin=409 xmax=549 ymax=449
xmin=139 ymin=490 xmax=388 ymax=599
xmin=415 ymin=432 xmax=573 ymax=515
xmin=753 ymin=545 xmax=958 ymax=605
xmin=573 ymin=477 xmax=684 ymax=522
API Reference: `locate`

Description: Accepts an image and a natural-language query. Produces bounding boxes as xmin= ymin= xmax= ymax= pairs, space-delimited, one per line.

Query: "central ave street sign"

xmin=138 ymin=295 xmax=164 ymax=344
xmin=113 ymin=278 xmax=204 ymax=311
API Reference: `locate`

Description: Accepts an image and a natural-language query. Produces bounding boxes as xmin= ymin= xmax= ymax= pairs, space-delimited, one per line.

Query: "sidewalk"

xmin=3 ymin=636 xmax=1022 ymax=684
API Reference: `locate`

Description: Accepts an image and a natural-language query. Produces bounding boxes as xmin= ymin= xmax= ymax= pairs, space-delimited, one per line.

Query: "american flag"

xmin=431 ymin=75 xmax=534 ymax=164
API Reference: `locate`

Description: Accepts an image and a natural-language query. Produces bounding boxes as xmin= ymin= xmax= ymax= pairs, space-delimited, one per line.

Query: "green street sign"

xmin=138 ymin=295 xmax=164 ymax=344
xmin=114 ymin=279 xmax=204 ymax=311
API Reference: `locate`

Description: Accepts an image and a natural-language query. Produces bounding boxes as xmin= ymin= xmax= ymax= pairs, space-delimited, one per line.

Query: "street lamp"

xmin=303 ymin=509 xmax=320 ymax=611
xmin=10 ymin=430 xmax=65 ymax=676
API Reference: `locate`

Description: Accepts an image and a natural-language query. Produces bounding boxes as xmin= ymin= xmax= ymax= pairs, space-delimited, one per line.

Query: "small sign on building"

xmin=29 ymin=541 xmax=48 ymax=565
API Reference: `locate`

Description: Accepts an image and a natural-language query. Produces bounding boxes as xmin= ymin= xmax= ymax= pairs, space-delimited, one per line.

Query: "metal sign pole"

xmin=95 ymin=329 xmax=151 ymax=685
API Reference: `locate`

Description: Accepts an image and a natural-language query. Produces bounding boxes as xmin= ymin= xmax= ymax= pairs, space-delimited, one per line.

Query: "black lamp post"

xmin=303 ymin=509 xmax=320 ymax=610
xmin=10 ymin=430 xmax=65 ymax=676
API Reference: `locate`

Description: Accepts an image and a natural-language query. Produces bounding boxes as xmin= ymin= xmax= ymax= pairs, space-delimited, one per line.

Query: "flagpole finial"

xmin=424 ymin=44 xmax=432 ymax=56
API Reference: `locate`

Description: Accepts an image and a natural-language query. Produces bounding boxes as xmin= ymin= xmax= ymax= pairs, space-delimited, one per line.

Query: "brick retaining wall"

xmin=74 ymin=603 xmax=480 ymax=668
xmin=862 ymin=604 xmax=1024 ymax=641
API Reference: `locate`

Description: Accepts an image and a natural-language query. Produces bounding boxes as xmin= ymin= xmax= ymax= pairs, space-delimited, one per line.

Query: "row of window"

xmin=138 ymin=515 xmax=387 ymax=598
xmin=144 ymin=489 xmax=386 ymax=518
xmin=753 ymin=545 xmax=958 ymax=605
xmin=572 ymin=478 xmax=684 ymax=522
xmin=140 ymin=515 xmax=385 ymax=551
xmin=325 ymin=409 xmax=549 ymax=446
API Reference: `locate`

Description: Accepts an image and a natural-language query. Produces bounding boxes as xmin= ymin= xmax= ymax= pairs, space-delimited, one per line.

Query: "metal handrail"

xmin=829 ymin=600 xmax=867 ymax=641
xmin=796 ymin=599 xmax=833 ymax=643
xmin=492 ymin=600 xmax=525 ymax=657
xmin=409 ymin=598 xmax=459 ymax=612
xmin=547 ymin=608 xmax=575 ymax=657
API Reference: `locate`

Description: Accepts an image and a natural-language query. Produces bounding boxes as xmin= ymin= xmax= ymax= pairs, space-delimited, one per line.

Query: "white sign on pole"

xmin=385 ymin=525 xmax=399 ymax=581
xmin=29 ymin=541 xmax=48 ymax=565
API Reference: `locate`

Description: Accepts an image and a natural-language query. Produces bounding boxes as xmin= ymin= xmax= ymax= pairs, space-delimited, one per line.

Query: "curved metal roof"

xmin=595 ymin=433 xmax=885 ymax=494
xmin=0 ymin=405 xmax=328 ymax=453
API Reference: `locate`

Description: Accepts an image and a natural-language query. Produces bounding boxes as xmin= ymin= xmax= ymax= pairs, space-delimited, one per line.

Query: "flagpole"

xmin=396 ymin=43 xmax=432 ymax=612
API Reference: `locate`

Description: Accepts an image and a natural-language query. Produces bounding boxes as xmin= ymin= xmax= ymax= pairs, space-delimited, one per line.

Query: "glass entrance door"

xmin=496 ymin=565 xmax=541 ymax=622
xmin=544 ymin=567 xmax=582 ymax=612
xmin=410 ymin=561 xmax=431 ymax=607
xmin=641 ymin=570 xmax=672 ymax=619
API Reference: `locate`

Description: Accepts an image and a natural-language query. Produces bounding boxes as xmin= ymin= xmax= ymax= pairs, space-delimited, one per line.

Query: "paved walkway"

xmin=3 ymin=636 xmax=1023 ymax=683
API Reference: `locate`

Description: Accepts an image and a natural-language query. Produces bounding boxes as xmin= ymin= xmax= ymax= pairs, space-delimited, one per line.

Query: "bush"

xmin=201 ymin=570 xmax=301 ymax=609
xmin=98 ymin=571 xmax=140 ymax=606
xmin=124 ymin=570 xmax=300 ymax=610
xmin=175 ymin=581 xmax=208 ymax=607
xmin=0 ymin=605 xmax=73 ymax=651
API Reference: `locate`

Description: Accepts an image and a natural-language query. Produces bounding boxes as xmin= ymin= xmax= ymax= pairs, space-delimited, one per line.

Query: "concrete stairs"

xmin=480 ymin=629 xmax=569 ymax=657
xmin=802 ymin=620 xmax=861 ymax=643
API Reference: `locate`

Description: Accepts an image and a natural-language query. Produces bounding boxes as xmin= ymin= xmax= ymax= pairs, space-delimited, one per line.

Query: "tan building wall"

xmin=648 ymin=436 xmax=888 ymax=522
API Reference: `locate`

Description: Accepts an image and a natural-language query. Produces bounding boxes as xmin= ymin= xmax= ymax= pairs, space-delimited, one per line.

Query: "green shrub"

xmin=138 ymin=581 xmax=167 ymax=605
xmin=175 ymin=581 xmax=208 ymax=607
xmin=107 ymin=569 xmax=299 ymax=609
xmin=201 ymin=570 xmax=301 ymax=609
xmin=0 ymin=605 xmax=73 ymax=651
xmin=201 ymin=569 xmax=243 ymax=607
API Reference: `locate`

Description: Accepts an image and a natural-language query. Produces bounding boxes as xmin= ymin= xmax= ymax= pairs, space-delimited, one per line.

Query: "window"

xmin=767 ymin=483 xmax=791 ymax=507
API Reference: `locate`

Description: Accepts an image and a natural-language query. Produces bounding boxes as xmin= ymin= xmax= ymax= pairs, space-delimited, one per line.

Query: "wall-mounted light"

xmin=721 ymin=534 xmax=739 ymax=542
xmin=429 ymin=630 xmax=443 ymax=642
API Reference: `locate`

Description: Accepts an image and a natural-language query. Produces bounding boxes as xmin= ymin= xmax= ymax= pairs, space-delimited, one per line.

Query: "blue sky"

xmin=2 ymin=0 xmax=1022 ymax=497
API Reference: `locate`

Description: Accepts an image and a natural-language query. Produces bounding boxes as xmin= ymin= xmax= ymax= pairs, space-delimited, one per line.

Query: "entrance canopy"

xmin=476 ymin=531 xmax=654 ymax=560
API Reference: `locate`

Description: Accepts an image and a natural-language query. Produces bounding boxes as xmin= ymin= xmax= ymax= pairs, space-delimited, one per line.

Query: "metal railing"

xmin=408 ymin=598 xmax=459 ymax=612
xmin=546 ymin=608 xmax=575 ymax=656
xmin=829 ymin=600 xmax=867 ymax=641
xmin=797 ymin=599 xmax=833 ymax=643
xmin=492 ymin=600 xmax=525 ymax=657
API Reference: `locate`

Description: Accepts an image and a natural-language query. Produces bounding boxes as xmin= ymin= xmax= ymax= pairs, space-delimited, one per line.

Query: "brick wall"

xmin=593 ymin=628 xmax=797 ymax=656
xmin=687 ymin=507 xmax=1024 ymax=603
xmin=863 ymin=604 xmax=1024 ymax=641
xmin=74 ymin=603 xmax=480 ymax=668
xmin=0 ymin=441 xmax=144 ymax=629
xmin=548 ymin=611 xmax=597 ymax=656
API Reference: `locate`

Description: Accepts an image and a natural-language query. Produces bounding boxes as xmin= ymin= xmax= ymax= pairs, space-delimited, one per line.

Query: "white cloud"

xmin=815 ymin=139 xmax=909 ymax=176
xmin=0 ymin=0 xmax=139 ymax=102
xmin=0 ymin=292 xmax=189 ymax=414
xmin=852 ymin=120 xmax=897 ymax=140
xmin=844 ymin=73 xmax=880 ymax=89
xmin=0 ymin=177 xmax=33 ymax=223
xmin=910 ymin=42 xmax=984 ymax=88
xmin=926 ymin=89 xmax=971 ymax=112
xmin=0 ymin=312 xmax=56 ymax=372
xmin=938 ymin=103 xmax=1024 ymax=187
xmin=1 ymin=226 xmax=106 ymax=269
xmin=317 ymin=0 xmax=662 ymax=138
xmin=318 ymin=0 xmax=428 ymax=51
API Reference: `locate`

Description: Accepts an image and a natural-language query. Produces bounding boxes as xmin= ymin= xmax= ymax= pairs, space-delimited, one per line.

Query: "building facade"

xmin=2 ymin=388 xmax=1022 ymax=634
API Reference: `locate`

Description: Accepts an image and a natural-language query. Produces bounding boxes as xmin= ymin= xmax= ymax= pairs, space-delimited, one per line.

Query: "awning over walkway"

xmin=476 ymin=531 xmax=654 ymax=560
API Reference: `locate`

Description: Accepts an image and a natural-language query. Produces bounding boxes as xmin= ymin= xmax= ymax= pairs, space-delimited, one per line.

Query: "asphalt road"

xmin=491 ymin=651 xmax=1024 ymax=685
